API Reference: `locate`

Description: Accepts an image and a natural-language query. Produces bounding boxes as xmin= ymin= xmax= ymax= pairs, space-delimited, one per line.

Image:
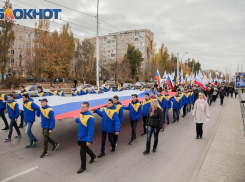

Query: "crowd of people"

xmin=0 ymin=80 xmax=237 ymax=174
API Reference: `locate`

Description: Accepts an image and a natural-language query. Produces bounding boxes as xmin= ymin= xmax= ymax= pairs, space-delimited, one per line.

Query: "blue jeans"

xmin=207 ymin=94 xmax=212 ymax=105
xmin=25 ymin=122 xmax=36 ymax=144
xmin=173 ymin=109 xmax=180 ymax=122
xmin=8 ymin=119 xmax=21 ymax=139
xmin=163 ymin=108 xmax=169 ymax=123
xmin=0 ymin=109 xmax=8 ymax=128
xmin=146 ymin=125 xmax=160 ymax=151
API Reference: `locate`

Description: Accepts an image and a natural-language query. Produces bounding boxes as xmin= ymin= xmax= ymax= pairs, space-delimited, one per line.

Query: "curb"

xmin=188 ymin=98 xmax=228 ymax=182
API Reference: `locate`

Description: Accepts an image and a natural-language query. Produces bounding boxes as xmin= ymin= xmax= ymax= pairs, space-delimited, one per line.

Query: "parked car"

xmin=100 ymin=83 xmax=117 ymax=92
xmin=26 ymin=76 xmax=34 ymax=82
xmin=133 ymin=82 xmax=146 ymax=89
xmin=123 ymin=83 xmax=132 ymax=90
xmin=77 ymin=84 xmax=94 ymax=93
xmin=11 ymin=85 xmax=50 ymax=98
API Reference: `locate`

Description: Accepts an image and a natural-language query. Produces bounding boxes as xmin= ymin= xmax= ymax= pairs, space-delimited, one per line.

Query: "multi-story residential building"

xmin=7 ymin=24 xmax=35 ymax=77
xmin=3 ymin=24 xmax=79 ymax=79
xmin=87 ymin=29 xmax=154 ymax=73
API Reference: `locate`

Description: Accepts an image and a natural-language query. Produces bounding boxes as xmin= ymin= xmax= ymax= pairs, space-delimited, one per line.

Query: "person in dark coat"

xmin=143 ymin=99 xmax=164 ymax=155
xmin=219 ymin=87 xmax=226 ymax=106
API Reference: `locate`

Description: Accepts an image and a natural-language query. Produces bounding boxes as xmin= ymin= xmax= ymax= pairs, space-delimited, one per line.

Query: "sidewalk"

xmin=189 ymin=97 xmax=245 ymax=182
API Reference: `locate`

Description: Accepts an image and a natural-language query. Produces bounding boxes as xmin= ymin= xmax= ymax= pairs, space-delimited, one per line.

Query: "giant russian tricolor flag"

xmin=194 ymin=77 xmax=209 ymax=91
xmin=166 ymin=75 xmax=174 ymax=90
xmin=16 ymin=90 xmax=176 ymax=120
xmin=155 ymin=69 xmax=161 ymax=86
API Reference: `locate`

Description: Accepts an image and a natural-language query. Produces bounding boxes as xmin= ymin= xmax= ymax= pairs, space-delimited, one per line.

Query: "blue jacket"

xmin=156 ymin=95 xmax=164 ymax=109
xmin=122 ymin=100 xmax=142 ymax=122
xmin=140 ymin=88 xmax=146 ymax=91
xmin=80 ymin=88 xmax=88 ymax=95
xmin=190 ymin=92 xmax=194 ymax=103
xmin=128 ymin=87 xmax=135 ymax=90
xmin=187 ymin=92 xmax=192 ymax=104
xmin=95 ymin=105 xmax=120 ymax=133
xmin=182 ymin=93 xmax=189 ymax=105
xmin=171 ymin=96 xmax=182 ymax=110
xmin=49 ymin=90 xmax=57 ymax=96
xmin=17 ymin=90 xmax=29 ymax=99
xmin=7 ymin=100 xmax=19 ymax=119
xmin=92 ymin=89 xmax=101 ymax=94
xmin=103 ymin=85 xmax=112 ymax=92
xmin=23 ymin=100 xmax=41 ymax=123
xmin=113 ymin=87 xmax=123 ymax=92
xmin=36 ymin=92 xmax=46 ymax=97
xmin=142 ymin=99 xmax=151 ymax=117
xmin=40 ymin=105 xmax=55 ymax=130
xmin=0 ymin=93 xmax=8 ymax=110
xmin=72 ymin=89 xmax=80 ymax=96
xmin=163 ymin=94 xmax=172 ymax=109
xmin=114 ymin=102 xmax=123 ymax=123
xmin=57 ymin=90 xmax=65 ymax=97
xmin=75 ymin=110 xmax=94 ymax=143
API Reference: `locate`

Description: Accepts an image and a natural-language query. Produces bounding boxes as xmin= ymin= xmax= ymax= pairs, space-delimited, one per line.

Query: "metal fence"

xmin=238 ymin=89 xmax=245 ymax=137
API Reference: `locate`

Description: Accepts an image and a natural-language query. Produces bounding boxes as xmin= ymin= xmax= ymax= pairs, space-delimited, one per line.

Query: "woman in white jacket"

xmin=192 ymin=92 xmax=210 ymax=139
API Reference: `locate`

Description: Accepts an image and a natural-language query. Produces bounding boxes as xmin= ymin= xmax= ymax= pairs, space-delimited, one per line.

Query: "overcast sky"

xmin=4 ymin=0 xmax=245 ymax=75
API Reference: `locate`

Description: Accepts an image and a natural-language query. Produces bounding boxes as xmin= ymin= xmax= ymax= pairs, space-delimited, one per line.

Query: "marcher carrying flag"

xmin=166 ymin=75 xmax=174 ymax=90
xmin=155 ymin=69 xmax=161 ymax=86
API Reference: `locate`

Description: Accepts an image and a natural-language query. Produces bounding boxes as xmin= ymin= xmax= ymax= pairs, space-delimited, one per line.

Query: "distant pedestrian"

xmin=192 ymin=92 xmax=210 ymax=139
xmin=74 ymin=79 xmax=78 ymax=88
xmin=143 ymin=99 xmax=164 ymax=154
xmin=219 ymin=87 xmax=226 ymax=106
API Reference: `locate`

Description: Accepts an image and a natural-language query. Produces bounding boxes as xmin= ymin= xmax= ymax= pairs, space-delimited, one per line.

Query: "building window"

xmin=108 ymin=41 xmax=110 ymax=44
xmin=111 ymin=54 xmax=115 ymax=57
xmin=19 ymin=45 xmax=22 ymax=48
xmin=26 ymin=34 xmax=31 ymax=39
xmin=11 ymin=59 xmax=14 ymax=64
xmin=121 ymin=40 xmax=124 ymax=43
xmin=26 ymin=43 xmax=31 ymax=48
xmin=11 ymin=41 xmax=14 ymax=45
xmin=135 ymin=32 xmax=140 ymax=36
xmin=19 ymin=36 xmax=22 ymax=40
xmin=135 ymin=38 xmax=138 ymax=41
xmin=131 ymin=39 xmax=133 ymax=42
xmin=26 ymin=52 xmax=30 ymax=56
xmin=11 ymin=50 xmax=14 ymax=54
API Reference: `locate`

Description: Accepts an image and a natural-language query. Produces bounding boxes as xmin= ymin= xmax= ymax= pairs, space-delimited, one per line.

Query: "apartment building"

xmin=87 ymin=29 xmax=154 ymax=73
xmin=3 ymin=24 xmax=79 ymax=78
xmin=7 ymin=24 xmax=35 ymax=77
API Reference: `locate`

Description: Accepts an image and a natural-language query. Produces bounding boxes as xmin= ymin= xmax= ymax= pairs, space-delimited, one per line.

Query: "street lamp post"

xmin=96 ymin=0 xmax=99 ymax=87
xmin=177 ymin=52 xmax=188 ymax=84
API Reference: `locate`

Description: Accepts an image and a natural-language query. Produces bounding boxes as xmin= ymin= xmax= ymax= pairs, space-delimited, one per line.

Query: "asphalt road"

xmin=0 ymin=97 xmax=227 ymax=182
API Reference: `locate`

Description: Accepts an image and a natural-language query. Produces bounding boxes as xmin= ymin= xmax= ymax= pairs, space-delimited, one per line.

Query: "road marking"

xmin=0 ymin=166 xmax=38 ymax=182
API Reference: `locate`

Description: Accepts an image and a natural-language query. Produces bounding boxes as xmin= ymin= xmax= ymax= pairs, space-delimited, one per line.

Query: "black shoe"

xmin=200 ymin=136 xmax=202 ymax=139
xmin=128 ymin=140 xmax=133 ymax=145
xmin=152 ymin=148 xmax=156 ymax=153
xmin=167 ymin=122 xmax=169 ymax=124
xmin=196 ymin=137 xmax=199 ymax=139
xmin=177 ymin=119 xmax=179 ymax=122
xmin=18 ymin=125 xmax=23 ymax=128
xmin=14 ymin=135 xmax=22 ymax=139
xmin=97 ymin=153 xmax=105 ymax=158
xmin=143 ymin=150 xmax=150 ymax=155
xmin=40 ymin=152 xmax=48 ymax=158
xmin=2 ymin=127 xmax=9 ymax=130
xmin=172 ymin=121 xmax=175 ymax=124
xmin=52 ymin=143 xmax=59 ymax=151
xmin=141 ymin=133 xmax=147 ymax=136
xmin=133 ymin=138 xmax=137 ymax=141
xmin=182 ymin=115 xmax=185 ymax=118
xmin=89 ymin=156 xmax=96 ymax=164
xmin=111 ymin=148 xmax=115 ymax=152
xmin=77 ymin=168 xmax=86 ymax=174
